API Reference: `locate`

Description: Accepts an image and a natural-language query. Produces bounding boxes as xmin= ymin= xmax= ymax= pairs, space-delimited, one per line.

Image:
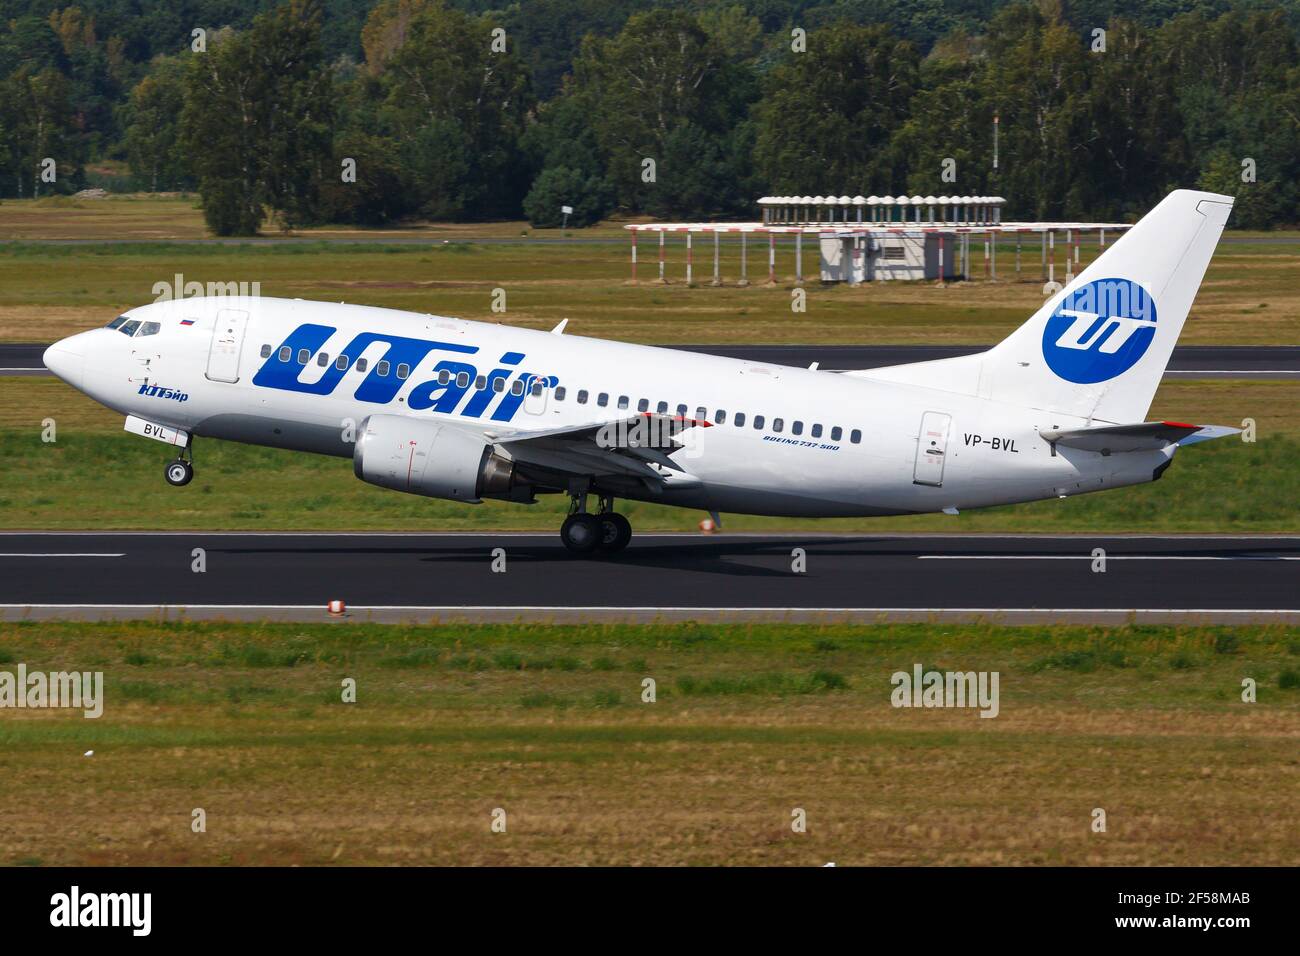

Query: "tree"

xmin=122 ymin=56 xmax=189 ymax=191
xmin=754 ymin=23 xmax=919 ymax=195
xmin=979 ymin=4 xmax=1089 ymax=220
xmin=570 ymin=9 xmax=756 ymax=216
xmin=0 ymin=64 xmax=77 ymax=197
xmin=181 ymin=0 xmax=334 ymax=235
xmin=522 ymin=166 xmax=613 ymax=227
xmin=367 ymin=0 xmax=534 ymax=220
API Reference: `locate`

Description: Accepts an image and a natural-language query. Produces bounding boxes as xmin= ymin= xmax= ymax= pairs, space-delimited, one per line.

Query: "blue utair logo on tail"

xmin=1042 ymin=278 xmax=1157 ymax=384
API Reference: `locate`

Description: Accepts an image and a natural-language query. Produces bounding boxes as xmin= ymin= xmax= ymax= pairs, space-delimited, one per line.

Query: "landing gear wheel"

xmin=165 ymin=459 xmax=193 ymax=486
xmin=596 ymin=513 xmax=632 ymax=553
xmin=560 ymin=513 xmax=602 ymax=554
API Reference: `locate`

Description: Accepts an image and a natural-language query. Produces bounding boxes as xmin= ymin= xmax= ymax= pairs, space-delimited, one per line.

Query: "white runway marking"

xmin=0 ymin=553 xmax=124 ymax=558
xmin=919 ymin=555 xmax=1299 ymax=561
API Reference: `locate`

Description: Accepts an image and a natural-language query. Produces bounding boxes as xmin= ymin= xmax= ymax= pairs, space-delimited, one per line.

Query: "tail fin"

xmin=857 ymin=190 xmax=1234 ymax=423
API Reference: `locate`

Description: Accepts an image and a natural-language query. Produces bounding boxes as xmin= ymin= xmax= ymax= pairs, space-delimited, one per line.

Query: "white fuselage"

xmin=45 ymin=296 xmax=1170 ymax=517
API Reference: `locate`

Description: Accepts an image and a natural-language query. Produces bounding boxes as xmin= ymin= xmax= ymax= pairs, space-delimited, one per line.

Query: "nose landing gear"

xmin=560 ymin=492 xmax=632 ymax=555
xmin=164 ymin=441 xmax=194 ymax=487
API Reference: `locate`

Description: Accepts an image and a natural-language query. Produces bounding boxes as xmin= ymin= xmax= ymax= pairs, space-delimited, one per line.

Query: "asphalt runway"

xmin=1 ymin=532 xmax=1295 ymax=624
xmin=4 ymin=343 xmax=1298 ymax=378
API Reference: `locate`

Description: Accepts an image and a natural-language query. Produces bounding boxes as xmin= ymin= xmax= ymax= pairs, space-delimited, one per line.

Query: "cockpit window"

xmin=118 ymin=319 xmax=141 ymax=337
xmin=137 ymin=321 xmax=161 ymax=337
xmin=106 ymin=316 xmax=127 ymax=330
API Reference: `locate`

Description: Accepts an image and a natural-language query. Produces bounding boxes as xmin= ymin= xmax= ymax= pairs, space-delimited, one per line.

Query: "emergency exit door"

xmin=913 ymin=411 xmax=952 ymax=486
xmin=206 ymin=309 xmax=250 ymax=383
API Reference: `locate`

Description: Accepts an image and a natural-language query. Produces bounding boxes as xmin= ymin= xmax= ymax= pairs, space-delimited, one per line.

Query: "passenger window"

xmin=555 ymin=386 xmax=566 ymax=400
xmin=532 ymin=380 xmax=544 ymax=396
xmin=597 ymin=393 xmax=609 ymax=407
xmin=397 ymin=364 xmax=410 ymax=379
xmin=773 ymin=418 xmax=783 ymax=433
xmin=696 ymin=406 xmax=707 ymax=421
xmin=493 ymin=377 xmax=506 ymax=393
xmin=438 ymin=369 xmax=450 ymax=385
xmin=261 ymin=344 xmax=273 ymax=359
xmin=336 ymin=355 xmax=348 ymax=370
xmin=812 ymin=423 xmax=823 ymax=438
xmin=792 ymin=421 xmax=803 ymax=435
xmin=714 ymin=409 xmax=726 ymax=425
xmin=577 ymin=390 xmax=589 ymax=404
xmin=475 ymin=375 xmax=487 ymax=390
xmin=734 ymin=412 xmax=746 ymax=427
xmin=512 ymin=379 xmax=525 ymax=396
xmin=279 ymin=346 xmax=291 ymax=362
xmin=297 ymin=348 xmax=310 ymax=365
xmin=850 ymin=429 xmax=862 ymax=444
xmin=356 ymin=358 xmax=368 ymax=373
xmin=376 ymin=360 xmax=390 ymax=377
xmin=831 ymin=426 xmax=843 ymax=441
xmin=317 ymin=352 xmax=330 ymax=367
xmin=676 ymin=404 xmax=687 ymax=417
xmin=137 ymin=321 xmax=161 ymax=337
xmin=656 ymin=401 xmax=668 ymax=414
xmin=457 ymin=371 xmax=471 ymax=388
xmin=754 ymin=415 xmax=765 ymax=429
xmin=638 ymin=399 xmax=649 ymax=412
xmin=120 ymin=319 xmax=141 ymax=336
xmin=618 ymin=396 xmax=629 ymax=409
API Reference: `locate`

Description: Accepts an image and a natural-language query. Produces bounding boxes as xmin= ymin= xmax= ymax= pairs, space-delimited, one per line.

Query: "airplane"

xmin=43 ymin=189 xmax=1238 ymax=554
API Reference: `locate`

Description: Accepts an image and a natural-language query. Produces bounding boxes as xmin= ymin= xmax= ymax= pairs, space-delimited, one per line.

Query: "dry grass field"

xmin=0 ymin=619 xmax=1295 ymax=866
xmin=0 ymin=195 xmax=1297 ymax=347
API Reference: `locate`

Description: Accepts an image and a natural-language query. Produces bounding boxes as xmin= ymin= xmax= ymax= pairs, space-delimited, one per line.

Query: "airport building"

xmin=623 ymin=194 xmax=1132 ymax=286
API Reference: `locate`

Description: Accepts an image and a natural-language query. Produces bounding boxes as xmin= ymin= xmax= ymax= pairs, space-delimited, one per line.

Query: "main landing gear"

xmin=164 ymin=441 xmax=194 ymax=487
xmin=561 ymin=493 xmax=632 ymax=555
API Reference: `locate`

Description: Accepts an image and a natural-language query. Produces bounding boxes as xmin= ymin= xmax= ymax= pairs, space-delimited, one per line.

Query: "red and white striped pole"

xmin=686 ymin=232 xmax=693 ymax=287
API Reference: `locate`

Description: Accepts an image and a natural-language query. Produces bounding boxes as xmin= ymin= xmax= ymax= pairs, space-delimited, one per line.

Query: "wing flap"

xmin=491 ymin=412 xmax=711 ymax=483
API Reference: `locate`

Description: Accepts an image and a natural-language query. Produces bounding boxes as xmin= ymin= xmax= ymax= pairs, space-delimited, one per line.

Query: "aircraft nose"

xmin=44 ymin=337 xmax=85 ymax=389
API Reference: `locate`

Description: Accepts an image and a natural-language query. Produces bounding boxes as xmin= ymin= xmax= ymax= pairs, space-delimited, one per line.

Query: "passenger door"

xmin=913 ymin=411 xmax=952 ymax=486
xmin=205 ymin=308 xmax=250 ymax=383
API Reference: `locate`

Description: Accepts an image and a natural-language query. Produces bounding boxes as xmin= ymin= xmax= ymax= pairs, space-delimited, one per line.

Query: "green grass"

xmin=1 ymin=228 xmax=1298 ymax=346
xmin=0 ymin=414 xmax=1290 ymax=532
xmin=0 ymin=619 xmax=1295 ymax=865
xmin=5 ymin=331 xmax=1295 ymax=535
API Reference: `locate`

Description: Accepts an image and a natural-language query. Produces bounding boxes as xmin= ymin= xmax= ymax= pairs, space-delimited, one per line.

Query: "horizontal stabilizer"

xmin=1041 ymin=421 xmax=1240 ymax=454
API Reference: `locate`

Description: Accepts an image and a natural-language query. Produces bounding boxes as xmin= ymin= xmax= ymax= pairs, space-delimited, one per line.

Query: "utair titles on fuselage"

xmin=43 ymin=190 xmax=1239 ymax=554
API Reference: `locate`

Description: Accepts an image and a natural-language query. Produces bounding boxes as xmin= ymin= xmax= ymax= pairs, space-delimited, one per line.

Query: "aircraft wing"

xmin=1041 ymin=421 xmax=1240 ymax=453
xmin=482 ymin=412 xmax=713 ymax=486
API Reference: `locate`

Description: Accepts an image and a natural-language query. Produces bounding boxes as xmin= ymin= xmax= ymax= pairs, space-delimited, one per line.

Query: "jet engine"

xmin=353 ymin=414 xmax=516 ymax=503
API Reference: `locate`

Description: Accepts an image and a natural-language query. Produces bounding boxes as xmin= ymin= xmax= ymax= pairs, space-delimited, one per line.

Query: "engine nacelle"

xmin=353 ymin=414 xmax=516 ymax=503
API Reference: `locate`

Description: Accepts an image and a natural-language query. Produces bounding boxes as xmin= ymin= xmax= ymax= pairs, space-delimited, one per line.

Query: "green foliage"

xmin=181 ymin=0 xmax=334 ymax=234
xmin=0 ymin=0 xmax=1297 ymax=225
xmin=365 ymin=0 xmax=535 ymax=220
xmin=755 ymin=23 xmax=920 ymax=195
xmin=570 ymin=8 xmax=758 ymax=217
xmin=524 ymin=166 xmax=614 ymax=227
xmin=121 ymin=56 xmax=190 ymax=192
